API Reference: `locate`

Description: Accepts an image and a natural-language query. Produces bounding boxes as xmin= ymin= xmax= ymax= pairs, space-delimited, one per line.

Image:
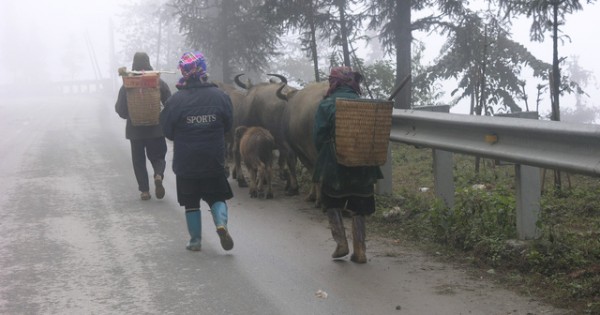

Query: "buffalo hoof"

xmin=266 ymin=192 xmax=273 ymax=199
xmin=238 ymin=179 xmax=248 ymax=188
xmin=279 ymin=170 xmax=289 ymax=181
xmin=351 ymin=253 xmax=367 ymax=264
xmin=285 ymin=188 xmax=299 ymax=196
xmin=250 ymin=190 xmax=258 ymax=198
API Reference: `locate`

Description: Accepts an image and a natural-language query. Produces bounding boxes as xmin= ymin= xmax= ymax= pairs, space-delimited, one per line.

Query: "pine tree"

xmin=171 ymin=0 xmax=282 ymax=82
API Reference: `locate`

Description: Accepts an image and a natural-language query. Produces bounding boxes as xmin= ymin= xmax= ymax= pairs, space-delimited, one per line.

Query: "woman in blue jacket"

xmin=160 ymin=51 xmax=234 ymax=252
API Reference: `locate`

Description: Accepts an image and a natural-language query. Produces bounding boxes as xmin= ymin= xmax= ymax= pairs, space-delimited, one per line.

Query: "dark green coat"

xmin=312 ymin=86 xmax=383 ymax=197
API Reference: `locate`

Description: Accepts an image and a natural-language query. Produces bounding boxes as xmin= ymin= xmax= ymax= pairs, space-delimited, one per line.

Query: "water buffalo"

xmin=232 ymin=74 xmax=300 ymax=196
xmin=235 ymin=126 xmax=275 ymax=199
xmin=278 ymin=81 xmax=329 ymax=206
xmin=214 ymin=76 xmax=248 ymax=180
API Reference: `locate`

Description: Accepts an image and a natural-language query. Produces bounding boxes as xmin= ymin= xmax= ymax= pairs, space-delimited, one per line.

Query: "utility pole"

xmin=109 ymin=19 xmax=118 ymax=93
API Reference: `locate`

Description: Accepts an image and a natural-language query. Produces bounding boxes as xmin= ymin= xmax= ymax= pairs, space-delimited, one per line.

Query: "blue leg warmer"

xmin=210 ymin=201 xmax=228 ymax=228
xmin=210 ymin=202 xmax=233 ymax=251
xmin=185 ymin=208 xmax=202 ymax=251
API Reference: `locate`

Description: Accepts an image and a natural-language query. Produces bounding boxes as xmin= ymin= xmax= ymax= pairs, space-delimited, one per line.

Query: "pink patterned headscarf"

xmin=176 ymin=51 xmax=208 ymax=88
xmin=326 ymin=66 xmax=363 ymax=97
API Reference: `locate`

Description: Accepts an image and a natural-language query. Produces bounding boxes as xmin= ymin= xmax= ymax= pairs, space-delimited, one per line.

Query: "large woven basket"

xmin=123 ymin=73 xmax=161 ymax=126
xmin=335 ymin=98 xmax=393 ymax=167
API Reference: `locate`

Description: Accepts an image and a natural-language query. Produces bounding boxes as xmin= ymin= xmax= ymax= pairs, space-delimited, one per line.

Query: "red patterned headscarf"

xmin=176 ymin=51 xmax=208 ymax=88
xmin=326 ymin=66 xmax=363 ymax=97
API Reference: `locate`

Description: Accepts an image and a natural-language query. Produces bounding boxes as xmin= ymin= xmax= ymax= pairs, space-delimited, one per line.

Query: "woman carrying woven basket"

xmin=115 ymin=52 xmax=172 ymax=201
xmin=313 ymin=66 xmax=383 ymax=264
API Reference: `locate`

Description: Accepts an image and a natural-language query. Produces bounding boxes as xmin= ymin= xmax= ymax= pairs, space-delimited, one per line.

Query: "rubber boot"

xmin=350 ymin=215 xmax=367 ymax=264
xmin=185 ymin=208 xmax=202 ymax=251
xmin=326 ymin=208 xmax=349 ymax=259
xmin=210 ymin=201 xmax=234 ymax=251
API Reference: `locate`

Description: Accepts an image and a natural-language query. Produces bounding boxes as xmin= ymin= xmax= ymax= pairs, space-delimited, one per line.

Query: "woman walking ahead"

xmin=115 ymin=52 xmax=171 ymax=201
xmin=160 ymin=51 xmax=234 ymax=252
xmin=313 ymin=66 xmax=383 ymax=264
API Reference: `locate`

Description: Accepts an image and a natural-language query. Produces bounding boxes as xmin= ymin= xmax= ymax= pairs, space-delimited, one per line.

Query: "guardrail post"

xmin=376 ymin=146 xmax=393 ymax=195
xmin=497 ymin=111 xmax=541 ymax=240
xmin=515 ymin=164 xmax=541 ymax=239
xmin=433 ymin=150 xmax=455 ymax=208
xmin=380 ymin=105 xmax=456 ymax=202
xmin=415 ymin=105 xmax=455 ymax=208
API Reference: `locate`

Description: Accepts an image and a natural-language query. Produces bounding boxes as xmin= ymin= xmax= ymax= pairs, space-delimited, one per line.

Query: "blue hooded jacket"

xmin=160 ymin=81 xmax=233 ymax=178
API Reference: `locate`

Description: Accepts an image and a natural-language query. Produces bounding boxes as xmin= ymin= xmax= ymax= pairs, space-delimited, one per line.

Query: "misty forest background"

xmin=1 ymin=0 xmax=597 ymax=123
xmin=112 ymin=0 xmax=597 ymax=124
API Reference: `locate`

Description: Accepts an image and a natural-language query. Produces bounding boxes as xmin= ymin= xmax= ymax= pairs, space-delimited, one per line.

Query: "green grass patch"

xmin=367 ymin=143 xmax=600 ymax=314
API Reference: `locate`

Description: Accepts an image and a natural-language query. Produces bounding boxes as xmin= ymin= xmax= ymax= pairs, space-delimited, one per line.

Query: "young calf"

xmin=234 ymin=126 xmax=275 ymax=199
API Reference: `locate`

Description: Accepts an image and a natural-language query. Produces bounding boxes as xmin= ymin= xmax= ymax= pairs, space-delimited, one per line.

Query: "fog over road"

xmin=0 ymin=95 xmax=569 ymax=315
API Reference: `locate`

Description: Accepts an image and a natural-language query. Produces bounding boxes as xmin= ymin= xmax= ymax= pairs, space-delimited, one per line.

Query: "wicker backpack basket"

xmin=335 ymin=98 xmax=394 ymax=167
xmin=122 ymin=73 xmax=161 ymax=126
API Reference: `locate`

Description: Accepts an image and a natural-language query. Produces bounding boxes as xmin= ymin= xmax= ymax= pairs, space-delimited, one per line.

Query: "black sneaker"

xmin=216 ymin=227 xmax=234 ymax=251
xmin=154 ymin=175 xmax=165 ymax=199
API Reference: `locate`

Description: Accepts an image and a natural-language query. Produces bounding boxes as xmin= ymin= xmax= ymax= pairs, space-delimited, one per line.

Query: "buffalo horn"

xmin=266 ymin=73 xmax=288 ymax=85
xmin=234 ymin=73 xmax=247 ymax=89
xmin=276 ymin=83 xmax=287 ymax=101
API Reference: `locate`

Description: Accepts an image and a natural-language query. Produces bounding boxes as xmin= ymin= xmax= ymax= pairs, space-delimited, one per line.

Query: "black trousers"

xmin=320 ymin=193 xmax=376 ymax=216
xmin=130 ymin=137 xmax=167 ymax=192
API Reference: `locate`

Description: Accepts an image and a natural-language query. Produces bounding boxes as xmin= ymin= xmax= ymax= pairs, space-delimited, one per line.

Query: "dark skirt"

xmin=320 ymin=193 xmax=376 ymax=216
xmin=176 ymin=174 xmax=233 ymax=209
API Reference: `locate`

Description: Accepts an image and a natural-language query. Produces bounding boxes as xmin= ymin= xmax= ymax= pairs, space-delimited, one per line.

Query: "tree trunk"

xmin=551 ymin=2 xmax=560 ymax=122
xmin=338 ymin=0 xmax=351 ymax=67
xmin=474 ymin=79 xmax=481 ymax=116
xmin=551 ymin=2 xmax=562 ymax=190
xmin=469 ymin=92 xmax=475 ymax=115
xmin=478 ymin=26 xmax=488 ymax=116
xmin=219 ymin=0 xmax=233 ymax=83
xmin=474 ymin=29 xmax=488 ymax=174
xmin=156 ymin=9 xmax=162 ymax=70
xmin=395 ymin=0 xmax=412 ymax=109
xmin=307 ymin=0 xmax=320 ymax=82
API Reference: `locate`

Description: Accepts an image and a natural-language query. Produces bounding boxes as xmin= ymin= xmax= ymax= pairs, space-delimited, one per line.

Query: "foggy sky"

xmin=0 ymin=0 xmax=122 ymax=83
xmin=1 ymin=0 xmax=600 ymax=116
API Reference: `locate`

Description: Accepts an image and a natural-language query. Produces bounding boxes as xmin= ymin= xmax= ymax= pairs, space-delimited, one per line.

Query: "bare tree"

xmin=497 ymin=0 xmax=595 ymax=189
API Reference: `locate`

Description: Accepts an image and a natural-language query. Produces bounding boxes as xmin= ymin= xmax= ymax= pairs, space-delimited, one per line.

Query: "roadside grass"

xmin=368 ymin=143 xmax=600 ymax=314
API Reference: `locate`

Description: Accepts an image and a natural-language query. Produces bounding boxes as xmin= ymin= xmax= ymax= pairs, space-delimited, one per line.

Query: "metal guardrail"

xmin=384 ymin=109 xmax=600 ymax=240
xmin=53 ymin=79 xmax=113 ymax=95
xmin=0 ymin=79 xmax=114 ymax=97
xmin=390 ymin=109 xmax=600 ymax=176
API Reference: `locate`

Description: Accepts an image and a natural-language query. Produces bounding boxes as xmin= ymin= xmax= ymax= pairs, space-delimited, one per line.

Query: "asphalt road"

xmin=0 ymin=94 xmax=569 ymax=315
